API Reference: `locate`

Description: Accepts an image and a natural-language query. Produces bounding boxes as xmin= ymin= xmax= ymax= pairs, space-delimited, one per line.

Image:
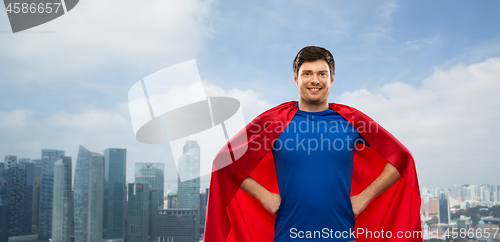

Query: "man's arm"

xmin=350 ymin=161 xmax=401 ymax=217
xmin=240 ymin=176 xmax=281 ymax=214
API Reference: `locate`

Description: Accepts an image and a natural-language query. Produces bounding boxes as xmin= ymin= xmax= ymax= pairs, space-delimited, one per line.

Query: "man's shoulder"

xmin=329 ymin=102 xmax=369 ymax=117
xmin=329 ymin=102 xmax=356 ymax=111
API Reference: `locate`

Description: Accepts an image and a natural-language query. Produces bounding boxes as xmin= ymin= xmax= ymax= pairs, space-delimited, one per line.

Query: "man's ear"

xmin=294 ymin=74 xmax=298 ymax=86
xmin=330 ymin=75 xmax=335 ymax=86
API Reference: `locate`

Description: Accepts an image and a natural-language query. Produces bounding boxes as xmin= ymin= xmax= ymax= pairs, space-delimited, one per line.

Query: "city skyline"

xmin=0 ymin=139 xmax=497 ymax=190
xmin=1 ymin=143 xmax=500 ymax=242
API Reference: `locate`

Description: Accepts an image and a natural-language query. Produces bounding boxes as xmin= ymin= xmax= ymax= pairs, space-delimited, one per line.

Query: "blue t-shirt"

xmin=271 ymin=104 xmax=368 ymax=241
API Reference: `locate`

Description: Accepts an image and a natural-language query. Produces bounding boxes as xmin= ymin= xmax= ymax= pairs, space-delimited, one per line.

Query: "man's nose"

xmin=310 ymin=74 xmax=320 ymax=84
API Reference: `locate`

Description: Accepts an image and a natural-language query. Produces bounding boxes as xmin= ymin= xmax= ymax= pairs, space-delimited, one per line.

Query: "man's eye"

xmin=320 ymin=73 xmax=326 ymax=77
xmin=303 ymin=73 xmax=310 ymax=76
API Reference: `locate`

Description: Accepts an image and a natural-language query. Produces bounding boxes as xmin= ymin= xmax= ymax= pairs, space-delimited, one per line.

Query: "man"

xmin=204 ymin=46 xmax=422 ymax=242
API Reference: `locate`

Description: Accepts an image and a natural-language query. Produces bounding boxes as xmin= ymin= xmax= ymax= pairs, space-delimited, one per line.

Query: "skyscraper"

xmin=149 ymin=189 xmax=159 ymax=242
xmin=0 ymin=163 xmax=12 ymax=242
xmin=177 ymin=140 xmax=201 ymax=236
xmin=103 ymin=148 xmax=127 ymax=241
xmin=135 ymin=163 xmax=164 ymax=208
xmin=439 ymin=193 xmax=450 ymax=224
xmin=38 ymin=149 xmax=65 ymax=241
xmin=74 ymin=145 xmax=104 ymax=242
xmin=469 ymin=185 xmax=479 ymax=201
xmin=127 ymin=183 xmax=149 ymax=242
xmin=200 ymin=188 xmax=209 ymax=237
xmin=461 ymin=184 xmax=472 ymax=201
xmin=177 ymin=141 xmax=200 ymax=209
xmin=8 ymin=157 xmax=35 ymax=237
xmin=20 ymin=159 xmax=35 ymax=237
xmin=31 ymin=161 xmax=42 ymax=234
xmin=4 ymin=156 xmax=17 ymax=169
xmin=51 ymin=157 xmax=74 ymax=242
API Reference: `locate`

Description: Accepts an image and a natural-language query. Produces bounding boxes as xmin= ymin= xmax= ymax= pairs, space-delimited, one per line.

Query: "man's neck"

xmin=297 ymin=100 xmax=330 ymax=112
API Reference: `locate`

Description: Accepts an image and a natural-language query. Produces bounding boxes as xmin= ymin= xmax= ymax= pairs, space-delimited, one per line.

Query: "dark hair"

xmin=293 ymin=46 xmax=335 ymax=77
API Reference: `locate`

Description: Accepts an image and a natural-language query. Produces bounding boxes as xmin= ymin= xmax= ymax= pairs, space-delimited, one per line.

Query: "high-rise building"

xmin=74 ymin=145 xmax=104 ymax=242
xmin=149 ymin=189 xmax=159 ymax=242
xmin=462 ymin=186 xmax=473 ymax=201
xmin=157 ymin=209 xmax=199 ymax=242
xmin=8 ymin=157 xmax=35 ymax=237
xmin=127 ymin=183 xmax=149 ymax=242
xmin=177 ymin=141 xmax=200 ymax=209
xmin=450 ymin=184 xmax=460 ymax=199
xmin=200 ymin=188 xmax=209 ymax=237
xmin=427 ymin=198 xmax=439 ymax=216
xmin=483 ymin=189 xmax=491 ymax=202
xmin=51 ymin=157 xmax=74 ymax=242
xmin=438 ymin=193 xmax=450 ymax=224
xmin=103 ymin=148 xmax=127 ymax=241
xmin=135 ymin=163 xmax=164 ymax=208
xmin=31 ymin=161 xmax=42 ymax=234
xmin=177 ymin=141 xmax=201 ymax=235
xmin=4 ymin=156 xmax=17 ymax=169
xmin=0 ymin=164 xmax=12 ymax=242
xmin=470 ymin=185 xmax=479 ymax=201
xmin=38 ymin=149 xmax=65 ymax=241
xmin=20 ymin=159 xmax=35 ymax=237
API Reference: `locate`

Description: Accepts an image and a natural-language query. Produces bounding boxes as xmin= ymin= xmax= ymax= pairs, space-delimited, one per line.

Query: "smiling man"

xmin=204 ymin=46 xmax=423 ymax=242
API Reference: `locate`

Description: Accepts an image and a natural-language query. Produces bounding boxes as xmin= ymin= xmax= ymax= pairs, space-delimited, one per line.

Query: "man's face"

xmin=294 ymin=59 xmax=334 ymax=105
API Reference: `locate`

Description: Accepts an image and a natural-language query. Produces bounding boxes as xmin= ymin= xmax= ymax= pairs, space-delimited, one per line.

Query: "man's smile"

xmin=307 ymin=87 xmax=322 ymax=92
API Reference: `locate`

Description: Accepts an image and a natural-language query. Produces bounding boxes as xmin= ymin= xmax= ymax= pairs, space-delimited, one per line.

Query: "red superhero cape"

xmin=204 ymin=101 xmax=423 ymax=242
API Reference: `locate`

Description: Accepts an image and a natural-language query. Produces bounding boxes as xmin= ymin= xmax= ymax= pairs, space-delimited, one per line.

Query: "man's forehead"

xmin=299 ymin=61 xmax=330 ymax=72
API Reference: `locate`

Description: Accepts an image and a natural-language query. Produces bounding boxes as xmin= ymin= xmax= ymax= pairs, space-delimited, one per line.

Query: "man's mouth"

xmin=307 ymin=87 xmax=322 ymax=92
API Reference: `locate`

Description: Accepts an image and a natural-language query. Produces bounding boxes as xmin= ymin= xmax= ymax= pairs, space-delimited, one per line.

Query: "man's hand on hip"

xmin=240 ymin=176 xmax=281 ymax=215
xmin=350 ymin=194 xmax=370 ymax=217
xmin=260 ymin=192 xmax=281 ymax=215
xmin=350 ymin=162 xmax=401 ymax=218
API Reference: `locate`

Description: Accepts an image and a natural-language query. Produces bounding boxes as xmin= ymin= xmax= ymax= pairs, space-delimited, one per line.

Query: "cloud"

xmin=203 ymin=81 xmax=273 ymax=122
xmin=336 ymin=57 xmax=500 ymax=187
xmin=404 ymin=38 xmax=437 ymax=50
xmin=0 ymin=109 xmax=36 ymax=128
xmin=0 ymin=0 xmax=215 ymax=83
xmin=379 ymin=0 xmax=399 ymax=24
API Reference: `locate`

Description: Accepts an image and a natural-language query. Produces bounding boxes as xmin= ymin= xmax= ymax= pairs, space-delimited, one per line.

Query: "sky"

xmin=1 ymin=0 xmax=500 ymax=191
